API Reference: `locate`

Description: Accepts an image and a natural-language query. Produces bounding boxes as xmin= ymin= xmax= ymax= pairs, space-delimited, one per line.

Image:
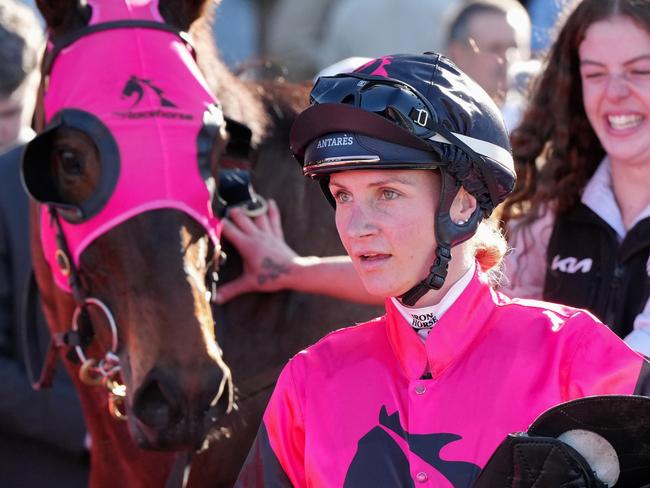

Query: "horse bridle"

xmin=29 ymin=10 xmax=268 ymax=405
xmin=22 ymin=20 xmax=206 ymax=423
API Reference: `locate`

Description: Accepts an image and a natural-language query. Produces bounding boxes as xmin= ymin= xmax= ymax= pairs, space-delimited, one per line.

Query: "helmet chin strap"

xmin=399 ymin=171 xmax=482 ymax=306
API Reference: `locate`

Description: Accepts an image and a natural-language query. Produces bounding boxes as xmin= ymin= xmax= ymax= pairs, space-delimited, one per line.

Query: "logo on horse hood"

xmin=122 ymin=75 xmax=177 ymax=108
xmin=115 ymin=75 xmax=192 ymax=120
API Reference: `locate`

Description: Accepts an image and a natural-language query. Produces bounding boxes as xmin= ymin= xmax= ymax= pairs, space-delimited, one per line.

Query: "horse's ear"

xmin=36 ymin=0 xmax=89 ymax=36
xmin=159 ymin=0 xmax=214 ymax=31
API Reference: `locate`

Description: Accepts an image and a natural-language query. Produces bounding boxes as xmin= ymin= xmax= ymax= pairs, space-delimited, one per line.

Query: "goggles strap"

xmin=399 ymin=171 xmax=481 ymax=306
xmin=410 ymin=108 xmax=507 ymax=210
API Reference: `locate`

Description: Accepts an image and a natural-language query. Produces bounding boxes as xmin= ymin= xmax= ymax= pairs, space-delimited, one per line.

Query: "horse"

xmin=25 ymin=0 xmax=380 ymax=486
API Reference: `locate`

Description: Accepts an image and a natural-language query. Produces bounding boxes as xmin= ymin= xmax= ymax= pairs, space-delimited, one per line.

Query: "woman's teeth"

xmin=608 ymin=114 xmax=644 ymax=130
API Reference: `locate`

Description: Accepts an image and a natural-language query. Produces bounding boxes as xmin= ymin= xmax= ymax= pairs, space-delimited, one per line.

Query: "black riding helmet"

xmin=290 ymin=53 xmax=516 ymax=305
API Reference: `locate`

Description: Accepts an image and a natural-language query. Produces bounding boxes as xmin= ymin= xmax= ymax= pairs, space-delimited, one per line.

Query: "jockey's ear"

xmin=36 ymin=0 xmax=90 ymax=36
xmin=158 ymin=0 xmax=214 ymax=31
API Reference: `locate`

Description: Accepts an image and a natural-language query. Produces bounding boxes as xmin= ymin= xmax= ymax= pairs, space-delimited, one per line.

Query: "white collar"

xmin=391 ymin=261 xmax=476 ymax=341
xmin=582 ymin=157 xmax=650 ymax=239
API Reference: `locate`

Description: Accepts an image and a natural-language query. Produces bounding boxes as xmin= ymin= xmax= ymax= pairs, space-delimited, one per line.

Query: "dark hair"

xmin=0 ymin=0 xmax=42 ymax=97
xmin=502 ymin=0 xmax=650 ymax=225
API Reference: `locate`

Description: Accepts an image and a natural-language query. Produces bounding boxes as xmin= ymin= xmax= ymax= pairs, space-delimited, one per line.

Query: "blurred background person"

xmin=0 ymin=0 xmax=40 ymax=153
xmin=0 ymin=0 xmax=88 ymax=485
xmin=265 ymin=0 xmax=338 ymax=80
xmin=445 ymin=0 xmax=533 ymax=129
xmin=316 ymin=0 xmax=459 ymax=76
xmin=265 ymin=0 xmax=460 ymax=81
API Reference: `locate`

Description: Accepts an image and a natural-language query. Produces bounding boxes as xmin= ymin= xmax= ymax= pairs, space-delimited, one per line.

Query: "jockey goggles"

xmin=297 ymin=71 xmax=514 ymax=212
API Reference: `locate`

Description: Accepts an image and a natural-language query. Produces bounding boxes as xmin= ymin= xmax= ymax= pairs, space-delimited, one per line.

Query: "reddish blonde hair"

xmin=469 ymin=217 xmax=508 ymax=285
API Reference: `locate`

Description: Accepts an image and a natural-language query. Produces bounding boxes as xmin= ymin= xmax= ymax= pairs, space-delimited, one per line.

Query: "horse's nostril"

xmin=132 ymin=378 xmax=181 ymax=430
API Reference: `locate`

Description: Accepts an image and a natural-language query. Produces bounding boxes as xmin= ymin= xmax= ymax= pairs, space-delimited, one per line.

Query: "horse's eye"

xmin=55 ymin=149 xmax=84 ymax=176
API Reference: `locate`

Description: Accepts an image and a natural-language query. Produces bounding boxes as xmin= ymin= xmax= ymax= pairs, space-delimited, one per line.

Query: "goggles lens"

xmin=310 ymin=74 xmax=436 ymax=138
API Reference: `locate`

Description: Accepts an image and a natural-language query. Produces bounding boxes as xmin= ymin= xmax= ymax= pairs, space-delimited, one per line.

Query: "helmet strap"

xmin=399 ymin=171 xmax=481 ymax=306
xmin=400 ymin=244 xmax=452 ymax=306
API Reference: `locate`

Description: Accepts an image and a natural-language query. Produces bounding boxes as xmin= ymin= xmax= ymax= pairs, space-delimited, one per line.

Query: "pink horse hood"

xmin=35 ymin=0 xmax=223 ymax=291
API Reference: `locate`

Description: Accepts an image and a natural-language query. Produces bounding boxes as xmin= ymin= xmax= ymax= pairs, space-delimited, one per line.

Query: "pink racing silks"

xmin=236 ymin=267 xmax=649 ymax=487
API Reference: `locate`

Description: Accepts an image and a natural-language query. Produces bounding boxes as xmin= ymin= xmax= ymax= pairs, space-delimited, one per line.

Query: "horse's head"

xmin=26 ymin=0 xmax=235 ymax=450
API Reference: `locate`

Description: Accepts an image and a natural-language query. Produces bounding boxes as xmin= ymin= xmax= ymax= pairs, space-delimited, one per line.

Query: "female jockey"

xmin=220 ymin=0 xmax=650 ymax=358
xmin=233 ymin=53 xmax=649 ymax=488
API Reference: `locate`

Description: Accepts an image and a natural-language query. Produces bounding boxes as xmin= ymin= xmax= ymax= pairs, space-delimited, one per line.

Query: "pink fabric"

xmin=40 ymin=0 xmax=222 ymax=291
xmin=261 ymin=268 xmax=645 ymax=486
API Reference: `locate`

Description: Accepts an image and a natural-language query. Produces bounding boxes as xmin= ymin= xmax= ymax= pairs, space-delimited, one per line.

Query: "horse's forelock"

xmin=37 ymin=0 xmax=216 ymax=37
xmin=158 ymin=0 xmax=215 ymax=32
xmin=36 ymin=0 xmax=90 ymax=36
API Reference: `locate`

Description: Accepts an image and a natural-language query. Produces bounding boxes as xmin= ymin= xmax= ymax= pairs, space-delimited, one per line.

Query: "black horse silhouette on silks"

xmin=121 ymin=75 xmax=177 ymax=108
xmin=344 ymin=406 xmax=481 ymax=488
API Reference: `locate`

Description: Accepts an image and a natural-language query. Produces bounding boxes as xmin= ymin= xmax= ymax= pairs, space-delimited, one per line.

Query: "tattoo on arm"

xmin=257 ymin=257 xmax=290 ymax=285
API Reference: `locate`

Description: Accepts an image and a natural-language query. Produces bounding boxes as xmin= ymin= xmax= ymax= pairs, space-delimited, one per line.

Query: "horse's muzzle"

xmin=129 ymin=364 xmax=233 ymax=451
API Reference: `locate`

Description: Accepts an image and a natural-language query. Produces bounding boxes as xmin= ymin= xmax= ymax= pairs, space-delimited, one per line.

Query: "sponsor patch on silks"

xmin=411 ymin=312 xmax=438 ymax=330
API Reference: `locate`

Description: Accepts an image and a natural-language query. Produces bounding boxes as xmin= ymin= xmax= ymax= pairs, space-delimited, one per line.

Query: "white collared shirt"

xmin=391 ymin=261 xmax=476 ymax=342
xmin=582 ymin=157 xmax=650 ymax=240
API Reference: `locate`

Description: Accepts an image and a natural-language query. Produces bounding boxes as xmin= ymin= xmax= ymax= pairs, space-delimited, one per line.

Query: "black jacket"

xmin=0 ymin=143 xmax=88 ymax=486
xmin=544 ymin=202 xmax=650 ymax=339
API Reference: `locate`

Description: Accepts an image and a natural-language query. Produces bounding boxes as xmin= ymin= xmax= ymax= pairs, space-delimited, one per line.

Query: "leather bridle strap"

xmin=20 ymin=208 xmax=94 ymax=390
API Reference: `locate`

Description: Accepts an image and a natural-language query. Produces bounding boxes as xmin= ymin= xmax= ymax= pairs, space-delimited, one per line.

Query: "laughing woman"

xmin=233 ymin=53 xmax=649 ymax=487
xmin=502 ymin=0 xmax=650 ymax=355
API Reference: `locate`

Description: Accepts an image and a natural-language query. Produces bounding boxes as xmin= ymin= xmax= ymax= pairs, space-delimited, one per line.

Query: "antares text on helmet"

xmin=316 ymin=135 xmax=354 ymax=149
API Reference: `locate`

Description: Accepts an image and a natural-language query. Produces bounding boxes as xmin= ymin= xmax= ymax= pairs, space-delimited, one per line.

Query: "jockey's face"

xmin=330 ymin=169 xmax=439 ymax=300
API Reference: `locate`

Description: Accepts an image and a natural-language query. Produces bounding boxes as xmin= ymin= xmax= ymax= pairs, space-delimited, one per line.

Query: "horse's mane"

xmin=188 ymin=8 xmax=310 ymax=150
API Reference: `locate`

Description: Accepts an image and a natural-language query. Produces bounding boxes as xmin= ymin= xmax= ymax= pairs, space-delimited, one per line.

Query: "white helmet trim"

xmin=429 ymin=132 xmax=514 ymax=172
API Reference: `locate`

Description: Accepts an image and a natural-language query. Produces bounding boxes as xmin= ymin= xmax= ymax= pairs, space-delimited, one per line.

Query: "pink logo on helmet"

xmin=357 ymin=56 xmax=393 ymax=78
